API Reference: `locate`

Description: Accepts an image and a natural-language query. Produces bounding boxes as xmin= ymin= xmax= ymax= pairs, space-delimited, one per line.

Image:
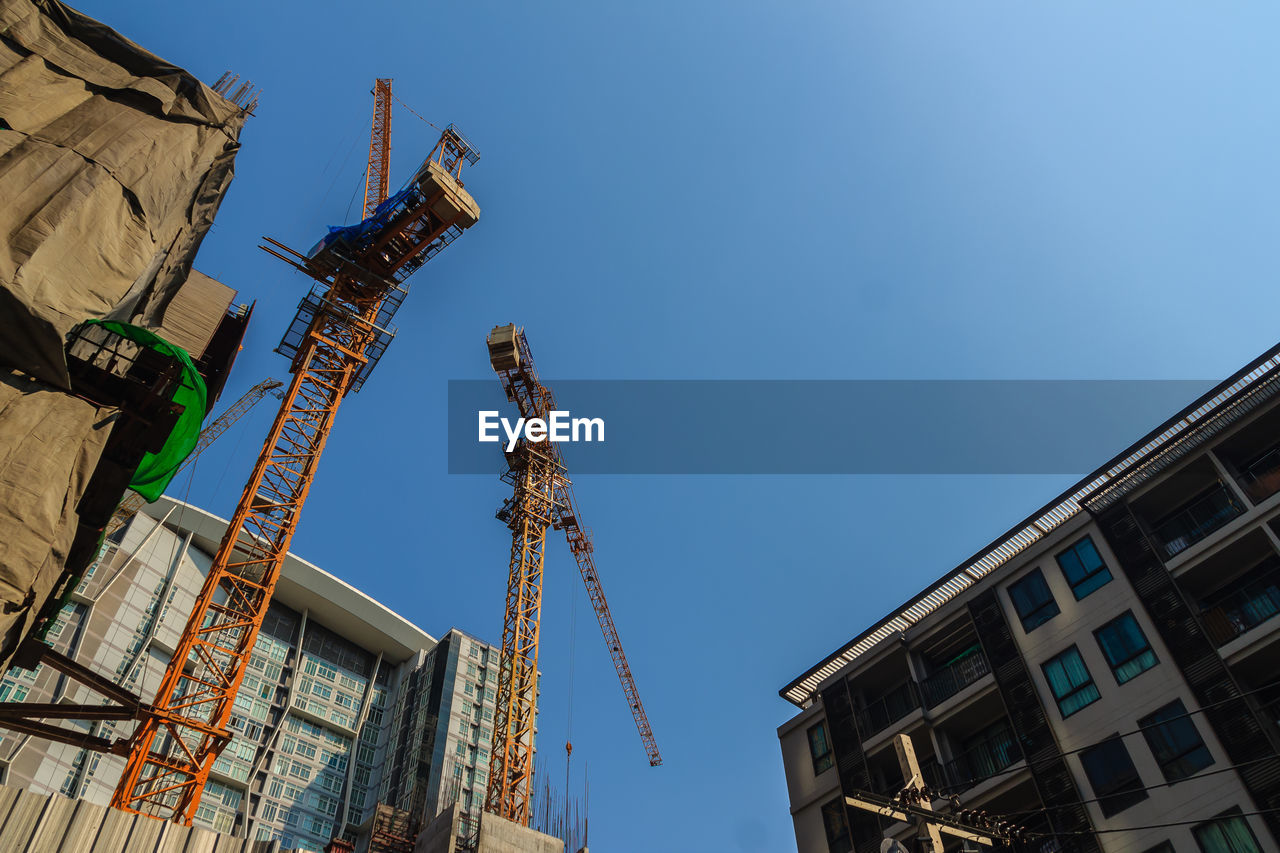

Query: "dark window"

xmin=808 ymin=721 xmax=834 ymax=775
xmin=820 ymin=797 xmax=852 ymax=853
xmin=1042 ymin=646 xmax=1100 ymax=718
xmin=1194 ymin=809 xmax=1263 ymax=853
xmin=1140 ymin=699 xmax=1213 ymax=782
xmin=1079 ymin=734 xmax=1147 ymax=817
xmin=1141 ymin=843 xmax=1175 ymax=853
xmin=1056 ymin=536 xmax=1113 ymax=599
xmin=1009 ymin=569 xmax=1059 ymax=632
xmin=1095 ymin=612 xmax=1158 ymax=684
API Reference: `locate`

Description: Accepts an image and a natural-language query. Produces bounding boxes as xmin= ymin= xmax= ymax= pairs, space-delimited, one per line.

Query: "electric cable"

xmin=924 ymin=675 xmax=1280 ymax=795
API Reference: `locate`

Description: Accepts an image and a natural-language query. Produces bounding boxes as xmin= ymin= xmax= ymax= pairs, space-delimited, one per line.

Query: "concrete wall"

xmin=475 ymin=813 xmax=562 ymax=853
xmin=412 ymin=804 xmax=459 ymax=853
xmin=0 ymin=781 xmax=276 ymax=853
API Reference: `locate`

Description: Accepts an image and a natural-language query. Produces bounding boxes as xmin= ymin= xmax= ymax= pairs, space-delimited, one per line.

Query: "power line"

xmin=1001 ymin=753 xmax=1280 ymax=819
xmin=1031 ymin=806 xmax=1280 ymax=839
xmin=927 ymin=675 xmax=1280 ymax=795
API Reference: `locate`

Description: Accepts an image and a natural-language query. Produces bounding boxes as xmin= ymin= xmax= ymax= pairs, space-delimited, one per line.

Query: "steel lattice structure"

xmin=484 ymin=325 xmax=660 ymax=827
xmin=109 ymin=100 xmax=480 ymax=822
xmin=363 ymin=79 xmax=392 ymax=220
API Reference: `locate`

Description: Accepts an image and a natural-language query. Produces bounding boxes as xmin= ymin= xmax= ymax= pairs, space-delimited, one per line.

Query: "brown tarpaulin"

xmin=0 ymin=369 xmax=113 ymax=657
xmin=0 ymin=0 xmax=244 ymax=388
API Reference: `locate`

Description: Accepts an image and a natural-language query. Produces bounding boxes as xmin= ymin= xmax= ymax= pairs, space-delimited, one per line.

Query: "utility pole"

xmin=895 ymin=734 xmax=944 ymax=853
xmin=842 ymin=733 xmax=1031 ymax=850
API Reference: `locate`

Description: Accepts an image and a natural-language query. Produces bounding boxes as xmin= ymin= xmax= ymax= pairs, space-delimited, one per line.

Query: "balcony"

xmin=1201 ymin=563 xmax=1280 ymax=647
xmin=920 ymin=649 xmax=991 ymax=709
xmin=854 ymin=681 xmax=921 ymax=739
xmin=1238 ymin=447 xmax=1280 ymax=505
xmin=1153 ymin=484 xmax=1246 ymax=559
xmin=927 ymin=725 xmax=1022 ymax=794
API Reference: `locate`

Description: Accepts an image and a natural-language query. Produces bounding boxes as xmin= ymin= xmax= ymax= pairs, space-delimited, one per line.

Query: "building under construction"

xmin=0 ymin=0 xmax=254 ymax=670
xmin=0 ymin=500 xmax=520 ymax=851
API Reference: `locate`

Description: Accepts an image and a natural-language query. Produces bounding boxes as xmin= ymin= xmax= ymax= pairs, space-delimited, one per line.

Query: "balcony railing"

xmin=854 ymin=681 xmax=922 ymax=739
xmin=1201 ymin=567 xmax=1280 ymax=646
xmin=921 ymin=726 xmax=1022 ymax=794
xmin=1238 ymin=447 xmax=1280 ymax=504
xmin=1153 ymin=484 xmax=1246 ymax=558
xmin=920 ymin=649 xmax=991 ymax=709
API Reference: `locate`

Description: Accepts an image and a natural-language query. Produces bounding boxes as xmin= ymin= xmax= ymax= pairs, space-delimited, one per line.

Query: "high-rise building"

xmin=778 ymin=343 xmax=1280 ymax=853
xmin=0 ymin=498 xmax=498 ymax=852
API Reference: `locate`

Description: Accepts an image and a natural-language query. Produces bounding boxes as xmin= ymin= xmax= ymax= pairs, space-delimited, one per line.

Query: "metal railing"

xmin=854 ymin=681 xmax=922 ymax=739
xmin=1153 ymin=484 xmax=1246 ymax=558
xmin=1238 ymin=447 xmax=1280 ymax=504
xmin=1201 ymin=567 xmax=1280 ymax=646
xmin=920 ymin=650 xmax=991 ymax=709
xmin=919 ymin=726 xmax=1023 ymax=795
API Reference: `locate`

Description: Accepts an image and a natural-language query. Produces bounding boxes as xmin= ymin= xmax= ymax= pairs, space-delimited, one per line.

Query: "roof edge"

xmin=780 ymin=338 xmax=1280 ymax=708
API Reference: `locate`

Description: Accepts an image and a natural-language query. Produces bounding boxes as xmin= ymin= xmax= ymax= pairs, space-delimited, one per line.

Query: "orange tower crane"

xmin=103 ymin=377 xmax=284 ymax=539
xmin=109 ymin=92 xmax=481 ymax=822
xmin=484 ymin=324 xmax=660 ymax=827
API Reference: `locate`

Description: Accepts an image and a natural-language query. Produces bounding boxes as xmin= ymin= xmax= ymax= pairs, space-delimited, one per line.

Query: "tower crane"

xmin=103 ymin=377 xmax=285 ymax=540
xmin=109 ymin=83 xmax=480 ymax=821
xmin=0 ymin=82 xmax=480 ymax=825
xmin=484 ymin=324 xmax=660 ymax=827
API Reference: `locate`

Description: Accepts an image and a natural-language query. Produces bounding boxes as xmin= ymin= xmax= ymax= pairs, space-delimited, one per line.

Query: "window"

xmin=1095 ymin=612 xmax=1158 ymax=684
xmin=1042 ymin=646 xmax=1100 ymax=717
xmin=1194 ymin=810 xmax=1262 ymax=853
xmin=1008 ymin=569 xmax=1060 ymax=631
xmin=1079 ymin=734 xmax=1147 ymax=817
xmin=1056 ymin=536 xmax=1112 ymax=599
xmin=807 ymin=722 xmax=834 ymax=775
xmin=1140 ymin=843 xmax=1174 ymax=853
xmin=820 ymin=797 xmax=852 ymax=853
xmin=1140 ymin=699 xmax=1213 ymax=782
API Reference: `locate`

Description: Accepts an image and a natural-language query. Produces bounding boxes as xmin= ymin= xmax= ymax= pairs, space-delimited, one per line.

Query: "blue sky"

xmin=71 ymin=2 xmax=1280 ymax=851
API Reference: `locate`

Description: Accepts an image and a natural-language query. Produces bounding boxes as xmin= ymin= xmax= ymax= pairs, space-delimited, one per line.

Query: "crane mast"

xmin=484 ymin=325 xmax=660 ymax=827
xmin=109 ymin=98 xmax=481 ymax=822
xmin=103 ymin=377 xmax=284 ymax=540
xmin=363 ymin=79 xmax=393 ymax=219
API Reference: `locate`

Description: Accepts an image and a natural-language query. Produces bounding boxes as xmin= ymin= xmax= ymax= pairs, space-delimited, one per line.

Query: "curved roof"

xmin=150 ymin=497 xmax=436 ymax=663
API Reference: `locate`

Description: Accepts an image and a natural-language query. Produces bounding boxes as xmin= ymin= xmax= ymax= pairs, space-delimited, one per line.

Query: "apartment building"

xmin=778 ymin=343 xmax=1280 ymax=853
xmin=0 ymin=498 xmax=499 ymax=852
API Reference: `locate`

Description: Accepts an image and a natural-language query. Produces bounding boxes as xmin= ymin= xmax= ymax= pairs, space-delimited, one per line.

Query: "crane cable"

xmin=565 ymin=565 xmax=578 ymax=836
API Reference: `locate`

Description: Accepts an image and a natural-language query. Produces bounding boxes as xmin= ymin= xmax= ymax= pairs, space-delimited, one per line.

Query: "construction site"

xmin=0 ymin=1 xmax=660 ymax=850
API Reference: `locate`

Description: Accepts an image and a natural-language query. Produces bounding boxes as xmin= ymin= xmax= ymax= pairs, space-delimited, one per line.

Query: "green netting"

xmin=83 ymin=319 xmax=208 ymax=501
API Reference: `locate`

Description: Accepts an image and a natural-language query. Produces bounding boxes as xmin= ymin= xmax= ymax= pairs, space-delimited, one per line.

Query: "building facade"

xmin=0 ymin=498 xmax=498 ymax=852
xmin=779 ymin=344 xmax=1280 ymax=853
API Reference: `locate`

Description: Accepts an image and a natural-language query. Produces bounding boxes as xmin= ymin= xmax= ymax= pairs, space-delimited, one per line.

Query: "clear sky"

xmin=69 ymin=2 xmax=1280 ymax=851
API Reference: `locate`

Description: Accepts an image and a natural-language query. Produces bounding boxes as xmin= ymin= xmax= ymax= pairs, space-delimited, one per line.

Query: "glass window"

xmin=1079 ymin=734 xmax=1147 ymax=817
xmin=1008 ymin=569 xmax=1060 ymax=632
xmin=1140 ymin=699 xmax=1213 ymax=782
xmin=1056 ymin=536 xmax=1113 ymax=599
xmin=1140 ymin=843 xmax=1174 ymax=853
xmin=1042 ymin=646 xmax=1100 ymax=718
xmin=1095 ymin=612 xmax=1158 ymax=684
xmin=1194 ymin=810 xmax=1263 ymax=853
xmin=820 ymin=797 xmax=852 ymax=853
xmin=807 ymin=722 xmax=834 ymax=775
